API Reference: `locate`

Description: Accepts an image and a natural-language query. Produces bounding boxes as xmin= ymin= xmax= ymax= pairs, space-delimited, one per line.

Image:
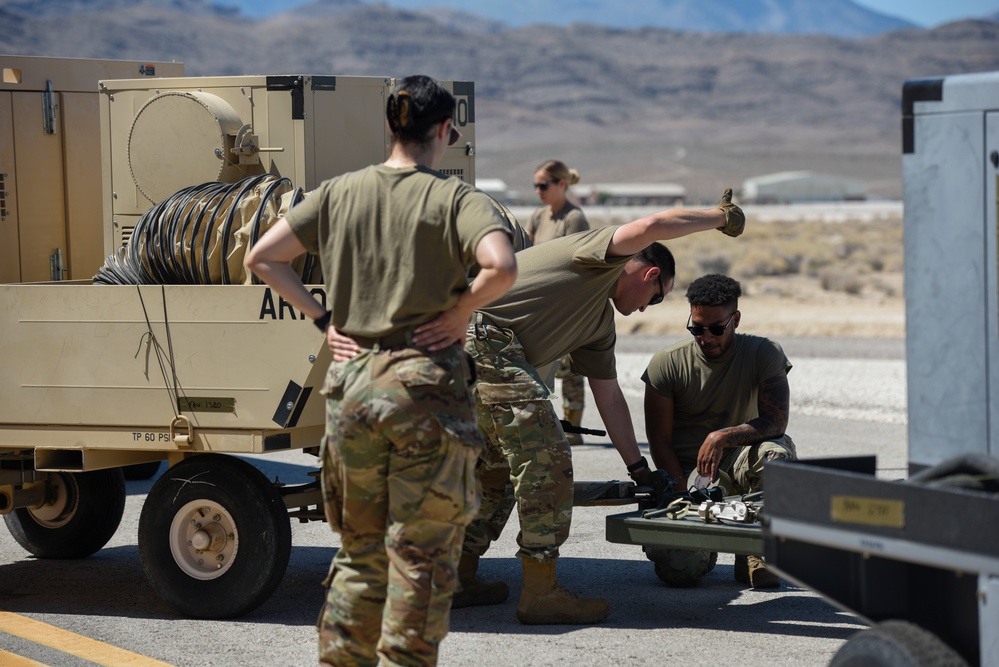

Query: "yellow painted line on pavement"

xmin=0 ymin=611 xmax=174 ymax=667
xmin=0 ymin=647 xmax=49 ymax=666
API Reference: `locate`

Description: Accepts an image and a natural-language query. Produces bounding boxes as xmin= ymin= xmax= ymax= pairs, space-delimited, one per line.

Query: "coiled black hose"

xmin=94 ymin=174 xmax=310 ymax=285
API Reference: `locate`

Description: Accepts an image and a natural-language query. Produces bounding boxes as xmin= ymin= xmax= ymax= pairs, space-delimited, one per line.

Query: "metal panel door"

xmin=987 ymin=110 xmax=999 ymax=457
xmin=0 ymin=91 xmax=20 ymax=283
xmin=903 ymin=108 xmax=989 ymax=469
xmin=11 ymin=89 xmax=68 ymax=282
xmin=309 ymin=76 xmax=389 ymax=188
xmin=61 ymin=91 xmax=106 ymax=279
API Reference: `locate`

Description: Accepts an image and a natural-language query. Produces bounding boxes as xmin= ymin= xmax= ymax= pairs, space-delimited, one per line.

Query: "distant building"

xmin=742 ymin=171 xmax=867 ymax=203
xmin=571 ymin=182 xmax=686 ymax=206
xmin=475 ymin=178 xmax=512 ymax=203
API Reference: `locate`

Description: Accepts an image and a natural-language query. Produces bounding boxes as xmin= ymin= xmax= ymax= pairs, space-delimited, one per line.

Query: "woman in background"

xmin=525 ymin=160 xmax=589 ymax=443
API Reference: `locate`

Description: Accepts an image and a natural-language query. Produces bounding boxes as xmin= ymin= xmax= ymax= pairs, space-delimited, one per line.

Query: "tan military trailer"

xmin=0 ymin=56 xmax=479 ymax=618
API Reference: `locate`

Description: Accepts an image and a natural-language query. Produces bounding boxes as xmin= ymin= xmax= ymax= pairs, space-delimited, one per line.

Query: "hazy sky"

xmin=852 ymin=0 xmax=997 ymax=26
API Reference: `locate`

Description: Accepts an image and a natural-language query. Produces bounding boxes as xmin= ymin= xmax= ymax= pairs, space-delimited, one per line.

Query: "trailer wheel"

xmin=645 ymin=547 xmax=717 ymax=588
xmin=830 ymin=620 xmax=969 ymax=667
xmin=138 ymin=454 xmax=291 ymax=618
xmin=3 ymin=468 xmax=126 ymax=559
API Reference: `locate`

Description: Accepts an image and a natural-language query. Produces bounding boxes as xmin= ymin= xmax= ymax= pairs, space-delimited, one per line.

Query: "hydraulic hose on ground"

xmin=94 ymin=174 xmax=315 ymax=285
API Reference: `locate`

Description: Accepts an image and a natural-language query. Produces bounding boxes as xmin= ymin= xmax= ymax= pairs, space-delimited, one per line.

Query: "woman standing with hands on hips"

xmin=246 ymin=75 xmax=517 ymax=667
xmin=525 ymin=160 xmax=590 ymax=442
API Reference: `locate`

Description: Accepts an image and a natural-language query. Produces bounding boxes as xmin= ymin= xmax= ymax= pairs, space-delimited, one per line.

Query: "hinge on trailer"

xmin=42 ymin=80 xmax=58 ymax=135
xmin=265 ymin=75 xmax=306 ymax=120
xmin=0 ymin=171 xmax=7 ymax=221
xmin=49 ymin=247 xmax=66 ymax=281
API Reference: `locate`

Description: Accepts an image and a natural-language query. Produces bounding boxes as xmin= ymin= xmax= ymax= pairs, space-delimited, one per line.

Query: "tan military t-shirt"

xmin=525 ymin=202 xmax=590 ymax=245
xmin=286 ymin=164 xmax=508 ymax=337
xmin=642 ymin=334 xmax=792 ymax=463
xmin=479 ymin=226 xmax=630 ymax=379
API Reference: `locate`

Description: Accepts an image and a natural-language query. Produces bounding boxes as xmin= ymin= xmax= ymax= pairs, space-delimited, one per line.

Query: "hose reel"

xmin=94 ymin=174 xmax=319 ymax=286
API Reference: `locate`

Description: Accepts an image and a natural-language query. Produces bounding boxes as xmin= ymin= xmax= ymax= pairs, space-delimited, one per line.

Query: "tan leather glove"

xmin=716 ymin=187 xmax=745 ymax=237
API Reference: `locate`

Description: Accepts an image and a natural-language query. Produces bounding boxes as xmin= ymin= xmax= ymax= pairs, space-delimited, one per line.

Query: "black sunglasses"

xmin=687 ymin=312 xmax=735 ymax=337
xmin=436 ymin=116 xmax=461 ymax=146
xmin=534 ymin=179 xmax=557 ymax=191
xmin=648 ymin=274 xmax=665 ymax=307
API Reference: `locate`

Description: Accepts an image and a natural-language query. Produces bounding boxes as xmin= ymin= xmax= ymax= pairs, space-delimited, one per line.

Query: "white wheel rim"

xmin=168 ymin=500 xmax=239 ymax=580
xmin=28 ymin=473 xmax=76 ymax=528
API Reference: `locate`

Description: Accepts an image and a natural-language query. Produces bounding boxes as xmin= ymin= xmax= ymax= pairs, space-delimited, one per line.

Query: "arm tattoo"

xmin=756 ymin=373 xmax=790 ymax=435
xmin=711 ymin=373 xmax=790 ymax=449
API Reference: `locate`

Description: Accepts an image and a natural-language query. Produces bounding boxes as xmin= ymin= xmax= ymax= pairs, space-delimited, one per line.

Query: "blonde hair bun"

xmin=537 ymin=159 xmax=581 ymax=186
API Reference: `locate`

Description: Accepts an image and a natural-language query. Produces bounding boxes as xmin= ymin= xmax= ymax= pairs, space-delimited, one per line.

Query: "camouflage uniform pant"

xmin=682 ymin=435 xmax=797 ymax=495
xmin=555 ymin=356 xmax=585 ymax=413
xmin=317 ymin=344 xmax=483 ymax=667
xmin=461 ymin=318 xmax=573 ymax=563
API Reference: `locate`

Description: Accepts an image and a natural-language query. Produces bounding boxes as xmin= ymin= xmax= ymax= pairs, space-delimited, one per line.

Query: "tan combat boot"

xmin=516 ymin=558 xmax=609 ymax=624
xmin=734 ymin=554 xmax=780 ymax=589
xmin=563 ymin=408 xmax=584 ymax=446
xmin=451 ymin=553 xmax=509 ymax=608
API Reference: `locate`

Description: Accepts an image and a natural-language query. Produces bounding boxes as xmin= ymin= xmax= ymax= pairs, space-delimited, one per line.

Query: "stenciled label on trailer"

xmin=830 ymin=495 xmax=905 ymax=528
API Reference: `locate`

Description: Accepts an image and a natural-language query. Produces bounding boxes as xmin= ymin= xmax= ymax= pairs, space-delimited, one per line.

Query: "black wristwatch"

xmin=626 ymin=455 xmax=649 ymax=473
xmin=313 ymin=310 xmax=332 ymax=332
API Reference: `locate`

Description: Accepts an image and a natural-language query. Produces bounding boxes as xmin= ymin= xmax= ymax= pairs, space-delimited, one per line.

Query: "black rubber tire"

xmin=122 ymin=461 xmax=163 ymax=481
xmin=830 ymin=620 xmax=969 ymax=667
xmin=646 ymin=547 xmax=717 ymax=588
xmin=3 ymin=468 xmax=126 ymax=559
xmin=138 ymin=454 xmax=291 ymax=618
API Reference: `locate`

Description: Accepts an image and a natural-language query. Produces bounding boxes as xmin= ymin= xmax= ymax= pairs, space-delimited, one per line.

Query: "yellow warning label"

xmin=830 ymin=496 xmax=905 ymax=528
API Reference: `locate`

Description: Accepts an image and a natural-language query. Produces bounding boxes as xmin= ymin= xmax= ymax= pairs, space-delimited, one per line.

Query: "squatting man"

xmin=642 ymin=273 xmax=797 ymax=588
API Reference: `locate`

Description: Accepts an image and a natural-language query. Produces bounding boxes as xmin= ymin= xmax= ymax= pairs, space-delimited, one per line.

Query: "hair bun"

xmin=385 ymin=75 xmax=456 ymax=143
xmin=397 ymin=91 xmax=411 ymax=128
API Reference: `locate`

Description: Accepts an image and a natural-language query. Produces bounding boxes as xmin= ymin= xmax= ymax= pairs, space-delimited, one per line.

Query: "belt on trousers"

xmin=472 ymin=312 xmax=514 ymax=342
xmin=350 ymin=328 xmax=415 ymax=350
xmin=473 ymin=311 xmax=499 ymax=340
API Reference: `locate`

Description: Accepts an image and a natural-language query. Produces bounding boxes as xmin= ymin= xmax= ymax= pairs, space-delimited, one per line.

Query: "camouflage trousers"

xmin=682 ymin=435 xmax=797 ymax=496
xmin=317 ymin=344 xmax=483 ymax=667
xmin=555 ymin=356 xmax=585 ymax=413
xmin=461 ymin=317 xmax=573 ymax=563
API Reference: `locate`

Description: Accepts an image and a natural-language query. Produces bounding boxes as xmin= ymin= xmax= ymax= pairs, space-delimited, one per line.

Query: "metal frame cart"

xmin=763 ymin=456 xmax=998 ymax=666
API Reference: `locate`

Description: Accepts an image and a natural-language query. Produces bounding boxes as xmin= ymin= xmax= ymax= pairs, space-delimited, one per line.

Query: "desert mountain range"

xmin=3 ymin=0 xmax=998 ymax=199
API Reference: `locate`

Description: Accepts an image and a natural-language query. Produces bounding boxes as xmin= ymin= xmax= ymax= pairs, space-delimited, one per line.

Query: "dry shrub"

xmin=868 ymin=274 xmax=902 ymax=298
xmin=613 ymin=213 xmax=903 ymax=297
xmin=865 ymin=242 xmax=904 ymax=272
xmin=734 ymin=246 xmax=795 ymax=278
xmin=698 ymin=255 xmax=732 ymax=275
xmin=819 ymin=267 xmax=865 ymax=294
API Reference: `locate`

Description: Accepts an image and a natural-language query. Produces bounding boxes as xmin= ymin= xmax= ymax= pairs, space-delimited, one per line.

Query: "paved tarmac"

xmin=0 ymin=335 xmax=906 ymax=666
